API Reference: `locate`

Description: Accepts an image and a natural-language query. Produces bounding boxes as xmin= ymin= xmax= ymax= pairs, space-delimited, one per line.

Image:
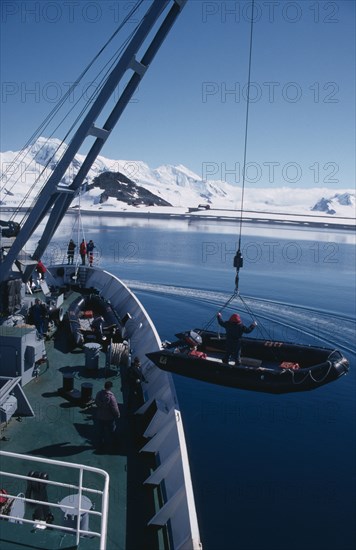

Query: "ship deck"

xmin=0 ymin=291 xmax=164 ymax=550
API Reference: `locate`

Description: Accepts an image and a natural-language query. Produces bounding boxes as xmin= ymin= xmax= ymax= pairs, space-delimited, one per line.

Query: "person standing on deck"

xmin=127 ymin=357 xmax=147 ymax=411
xmin=217 ymin=312 xmax=257 ymax=366
xmin=92 ymin=315 xmax=105 ymax=341
xmin=94 ymin=381 xmax=120 ymax=449
xmin=79 ymin=239 xmax=87 ymax=265
xmin=86 ymin=239 xmax=95 ymax=266
xmin=31 ymin=298 xmax=48 ymax=338
xmin=67 ymin=239 xmax=76 ymax=264
xmin=36 ymin=260 xmax=47 ymax=280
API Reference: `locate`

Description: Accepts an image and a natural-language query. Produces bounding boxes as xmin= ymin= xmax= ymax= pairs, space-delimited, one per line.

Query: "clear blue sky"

xmin=1 ymin=0 xmax=355 ymax=188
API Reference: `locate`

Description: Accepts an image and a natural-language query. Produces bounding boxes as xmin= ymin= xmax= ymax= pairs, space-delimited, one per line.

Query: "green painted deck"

xmin=0 ymin=292 xmax=165 ymax=550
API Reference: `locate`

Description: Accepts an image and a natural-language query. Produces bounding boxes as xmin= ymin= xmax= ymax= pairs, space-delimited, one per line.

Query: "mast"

xmin=0 ymin=0 xmax=187 ymax=284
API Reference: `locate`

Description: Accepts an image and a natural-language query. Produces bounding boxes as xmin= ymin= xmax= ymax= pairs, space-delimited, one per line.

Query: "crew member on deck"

xmin=94 ymin=381 xmax=120 ymax=450
xmin=36 ymin=260 xmax=47 ymax=280
xmin=31 ymin=298 xmax=48 ymax=338
xmin=92 ymin=315 xmax=105 ymax=341
xmin=127 ymin=357 xmax=147 ymax=411
xmin=80 ymin=239 xmax=87 ymax=265
xmin=86 ymin=240 xmax=95 ymax=266
xmin=67 ymin=239 xmax=76 ymax=264
xmin=217 ymin=312 xmax=257 ymax=366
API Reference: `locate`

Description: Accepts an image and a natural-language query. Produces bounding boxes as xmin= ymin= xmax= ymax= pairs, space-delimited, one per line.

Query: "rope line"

xmin=289 ymin=362 xmax=333 ymax=385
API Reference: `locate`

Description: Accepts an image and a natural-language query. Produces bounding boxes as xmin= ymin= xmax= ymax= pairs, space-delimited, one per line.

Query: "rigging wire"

xmin=2 ymin=0 xmax=145 ymax=223
xmin=72 ymin=199 xmax=88 ymax=271
xmin=11 ymin=37 xmax=141 ymax=227
xmin=9 ymin=14 xmax=143 ymax=222
xmin=16 ymin=36 xmax=135 ymax=225
xmin=62 ymin=197 xmax=86 ymax=267
xmin=2 ymin=0 xmax=144 ymax=186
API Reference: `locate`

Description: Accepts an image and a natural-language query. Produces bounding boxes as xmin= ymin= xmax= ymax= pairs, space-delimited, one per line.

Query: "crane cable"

xmin=206 ymin=0 xmax=257 ymax=327
xmin=205 ymin=0 xmax=276 ymax=340
xmin=201 ymin=291 xmax=239 ymax=332
xmin=234 ymin=0 xmax=256 ymax=292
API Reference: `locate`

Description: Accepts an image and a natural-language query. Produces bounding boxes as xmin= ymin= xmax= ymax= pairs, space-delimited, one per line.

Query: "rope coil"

xmin=108 ymin=342 xmax=129 ymax=367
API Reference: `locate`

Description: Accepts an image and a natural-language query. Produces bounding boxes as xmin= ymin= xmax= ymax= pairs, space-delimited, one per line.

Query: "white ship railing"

xmin=0 ymin=450 xmax=109 ymax=550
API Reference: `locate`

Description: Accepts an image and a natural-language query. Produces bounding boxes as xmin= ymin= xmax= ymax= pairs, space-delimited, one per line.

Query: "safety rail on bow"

xmin=0 ymin=450 xmax=109 ymax=550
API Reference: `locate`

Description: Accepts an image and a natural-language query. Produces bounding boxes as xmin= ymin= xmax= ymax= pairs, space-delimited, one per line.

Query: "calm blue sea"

xmin=48 ymin=216 xmax=356 ymax=550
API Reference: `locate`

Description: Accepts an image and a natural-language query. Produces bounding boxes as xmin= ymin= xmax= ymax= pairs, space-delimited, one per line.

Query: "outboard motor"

xmin=185 ymin=330 xmax=202 ymax=347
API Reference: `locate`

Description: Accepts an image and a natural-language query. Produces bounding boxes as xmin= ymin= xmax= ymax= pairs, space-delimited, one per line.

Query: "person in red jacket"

xmin=217 ymin=312 xmax=257 ymax=366
xmin=36 ymin=260 xmax=47 ymax=280
xmin=79 ymin=239 xmax=87 ymax=265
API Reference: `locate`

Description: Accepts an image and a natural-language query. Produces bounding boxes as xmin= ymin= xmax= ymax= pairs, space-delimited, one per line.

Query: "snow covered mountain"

xmin=0 ymin=137 xmax=355 ymax=218
xmin=311 ymin=193 xmax=355 ymax=215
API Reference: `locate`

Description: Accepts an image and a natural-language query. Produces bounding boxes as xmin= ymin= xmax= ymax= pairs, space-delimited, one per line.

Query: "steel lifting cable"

xmin=223 ymin=0 xmax=280 ymax=342
xmin=199 ymin=1 xmax=279 ymax=350
xmin=200 ymin=289 xmax=279 ymax=352
xmin=201 ymin=290 xmax=273 ymax=342
xmin=199 ymin=291 xmax=279 ymax=357
xmin=201 ymin=291 xmax=239 ymax=332
xmin=233 ymin=0 xmax=280 ymax=346
xmin=238 ymin=293 xmax=257 ymax=323
xmin=200 ymin=1 xmax=258 ymax=334
xmin=234 ymin=0 xmax=255 ymax=292
xmin=238 ymin=293 xmax=276 ymax=342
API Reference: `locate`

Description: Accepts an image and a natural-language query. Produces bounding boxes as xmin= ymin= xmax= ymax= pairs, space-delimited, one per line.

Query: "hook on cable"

xmin=233 ymin=249 xmax=243 ymax=291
